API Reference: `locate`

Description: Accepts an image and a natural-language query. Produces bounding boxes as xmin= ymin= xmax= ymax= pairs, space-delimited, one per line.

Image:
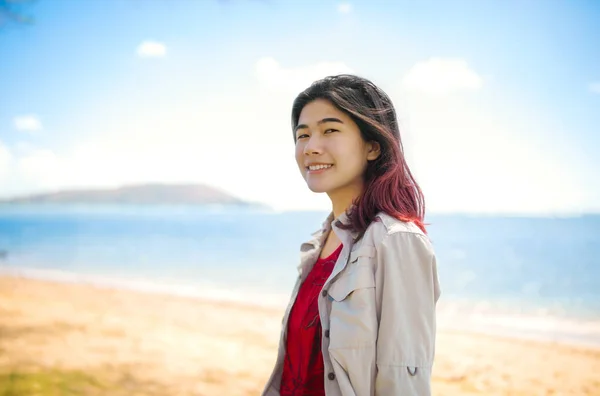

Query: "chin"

xmin=305 ymin=181 xmax=331 ymax=194
xmin=308 ymin=187 xmax=328 ymax=194
xmin=307 ymin=181 xmax=341 ymax=194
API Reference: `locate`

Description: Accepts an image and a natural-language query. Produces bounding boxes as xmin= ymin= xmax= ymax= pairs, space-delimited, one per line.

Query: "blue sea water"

xmin=1 ymin=204 xmax=599 ymax=345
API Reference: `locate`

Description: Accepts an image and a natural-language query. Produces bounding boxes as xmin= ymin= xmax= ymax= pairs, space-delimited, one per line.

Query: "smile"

xmin=307 ymin=164 xmax=333 ymax=172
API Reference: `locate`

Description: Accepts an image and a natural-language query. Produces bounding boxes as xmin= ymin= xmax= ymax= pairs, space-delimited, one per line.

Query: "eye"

xmin=324 ymin=128 xmax=338 ymax=134
xmin=296 ymin=133 xmax=309 ymax=140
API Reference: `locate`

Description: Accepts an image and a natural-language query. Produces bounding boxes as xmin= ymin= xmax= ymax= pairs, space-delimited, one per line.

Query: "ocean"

xmin=1 ymin=204 xmax=599 ymax=346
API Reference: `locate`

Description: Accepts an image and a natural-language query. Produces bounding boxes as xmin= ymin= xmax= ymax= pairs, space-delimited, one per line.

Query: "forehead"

xmin=298 ymin=99 xmax=349 ymax=123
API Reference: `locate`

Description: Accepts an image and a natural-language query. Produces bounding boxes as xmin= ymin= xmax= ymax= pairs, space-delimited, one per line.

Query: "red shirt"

xmin=280 ymin=244 xmax=342 ymax=396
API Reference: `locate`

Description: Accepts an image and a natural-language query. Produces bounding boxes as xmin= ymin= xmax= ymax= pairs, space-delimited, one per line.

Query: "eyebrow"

xmin=294 ymin=117 xmax=344 ymax=133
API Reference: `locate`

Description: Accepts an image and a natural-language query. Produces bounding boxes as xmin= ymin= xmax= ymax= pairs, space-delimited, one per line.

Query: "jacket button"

xmin=324 ymin=329 xmax=330 ymax=338
xmin=328 ymin=372 xmax=336 ymax=380
xmin=321 ymin=290 xmax=327 ymax=297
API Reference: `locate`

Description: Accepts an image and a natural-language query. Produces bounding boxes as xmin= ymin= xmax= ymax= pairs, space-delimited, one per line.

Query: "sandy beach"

xmin=1 ymin=276 xmax=599 ymax=396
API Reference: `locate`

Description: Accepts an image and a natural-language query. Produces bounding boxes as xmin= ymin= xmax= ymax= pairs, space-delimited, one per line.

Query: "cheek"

xmin=345 ymin=158 xmax=366 ymax=177
xmin=338 ymin=161 xmax=368 ymax=183
xmin=337 ymin=146 xmax=367 ymax=173
xmin=295 ymin=145 xmax=305 ymax=170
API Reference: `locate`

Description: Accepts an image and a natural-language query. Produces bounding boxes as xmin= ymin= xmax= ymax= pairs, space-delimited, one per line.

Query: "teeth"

xmin=308 ymin=164 xmax=333 ymax=171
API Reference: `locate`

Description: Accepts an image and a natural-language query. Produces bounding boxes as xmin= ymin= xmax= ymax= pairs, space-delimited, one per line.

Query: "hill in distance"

xmin=0 ymin=183 xmax=265 ymax=207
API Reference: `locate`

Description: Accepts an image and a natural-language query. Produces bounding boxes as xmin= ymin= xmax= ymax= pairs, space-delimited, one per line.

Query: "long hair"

xmin=291 ymin=74 xmax=426 ymax=238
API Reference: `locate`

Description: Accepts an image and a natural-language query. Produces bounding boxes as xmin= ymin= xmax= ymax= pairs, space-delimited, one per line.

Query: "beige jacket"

xmin=262 ymin=211 xmax=441 ymax=396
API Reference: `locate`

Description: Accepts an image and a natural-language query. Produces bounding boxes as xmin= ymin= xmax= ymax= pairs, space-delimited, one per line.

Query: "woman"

xmin=262 ymin=74 xmax=441 ymax=395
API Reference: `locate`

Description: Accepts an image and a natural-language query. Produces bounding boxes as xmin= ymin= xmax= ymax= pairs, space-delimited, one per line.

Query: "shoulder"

xmin=353 ymin=212 xmax=434 ymax=270
xmin=363 ymin=212 xmax=429 ymax=246
xmin=376 ymin=212 xmax=426 ymax=237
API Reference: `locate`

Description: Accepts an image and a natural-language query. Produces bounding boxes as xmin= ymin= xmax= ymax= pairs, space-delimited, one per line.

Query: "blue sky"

xmin=0 ymin=0 xmax=598 ymax=213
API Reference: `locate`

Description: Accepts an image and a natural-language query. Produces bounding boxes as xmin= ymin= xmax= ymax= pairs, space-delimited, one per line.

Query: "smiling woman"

xmin=262 ymin=74 xmax=441 ymax=396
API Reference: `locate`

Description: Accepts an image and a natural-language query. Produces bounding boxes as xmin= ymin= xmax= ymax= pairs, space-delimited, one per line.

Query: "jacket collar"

xmin=296 ymin=209 xmax=358 ymax=274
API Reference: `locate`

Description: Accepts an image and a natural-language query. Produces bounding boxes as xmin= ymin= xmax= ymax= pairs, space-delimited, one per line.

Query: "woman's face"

xmin=295 ymin=99 xmax=380 ymax=196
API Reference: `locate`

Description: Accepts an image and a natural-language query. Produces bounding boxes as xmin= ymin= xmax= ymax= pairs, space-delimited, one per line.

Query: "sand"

xmin=1 ymin=276 xmax=599 ymax=395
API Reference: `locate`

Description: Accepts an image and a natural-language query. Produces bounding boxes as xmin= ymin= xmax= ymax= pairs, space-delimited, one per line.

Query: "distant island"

xmin=0 ymin=183 xmax=266 ymax=207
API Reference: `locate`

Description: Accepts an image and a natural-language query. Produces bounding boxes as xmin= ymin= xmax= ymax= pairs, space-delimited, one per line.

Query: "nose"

xmin=303 ymin=134 xmax=323 ymax=156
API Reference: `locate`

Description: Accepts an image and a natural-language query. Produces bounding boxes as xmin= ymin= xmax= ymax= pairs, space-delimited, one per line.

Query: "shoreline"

xmin=0 ymin=267 xmax=291 ymax=310
xmin=2 ymin=267 xmax=600 ymax=349
xmin=1 ymin=275 xmax=600 ymax=395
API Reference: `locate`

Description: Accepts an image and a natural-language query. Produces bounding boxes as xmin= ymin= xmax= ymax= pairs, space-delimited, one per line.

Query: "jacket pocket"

xmin=328 ymin=246 xmax=375 ymax=301
xmin=328 ymin=264 xmax=375 ymax=301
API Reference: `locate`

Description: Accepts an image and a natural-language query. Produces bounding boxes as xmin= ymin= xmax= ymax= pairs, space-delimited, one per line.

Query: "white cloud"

xmin=394 ymin=91 xmax=586 ymax=214
xmin=0 ymin=140 xmax=11 ymax=178
xmin=589 ymin=82 xmax=600 ymax=94
xmin=338 ymin=3 xmax=353 ymax=13
xmin=402 ymin=57 xmax=483 ymax=96
xmin=255 ymin=57 xmax=354 ymax=94
xmin=16 ymin=148 xmax=64 ymax=185
xmin=13 ymin=115 xmax=43 ymax=132
xmin=136 ymin=41 xmax=167 ymax=57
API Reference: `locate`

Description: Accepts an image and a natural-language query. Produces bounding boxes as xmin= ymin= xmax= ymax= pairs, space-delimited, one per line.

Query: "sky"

xmin=0 ymin=0 xmax=599 ymax=214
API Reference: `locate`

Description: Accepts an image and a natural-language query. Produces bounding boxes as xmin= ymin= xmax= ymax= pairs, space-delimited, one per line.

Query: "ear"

xmin=366 ymin=141 xmax=381 ymax=161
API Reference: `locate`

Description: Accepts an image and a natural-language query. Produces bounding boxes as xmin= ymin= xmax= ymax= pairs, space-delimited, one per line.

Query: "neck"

xmin=328 ymin=183 xmax=364 ymax=219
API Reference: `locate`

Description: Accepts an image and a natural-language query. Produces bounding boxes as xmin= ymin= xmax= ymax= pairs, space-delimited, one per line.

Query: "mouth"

xmin=306 ymin=164 xmax=334 ymax=173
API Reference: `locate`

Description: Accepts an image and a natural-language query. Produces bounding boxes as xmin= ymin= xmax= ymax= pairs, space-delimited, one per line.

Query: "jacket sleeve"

xmin=374 ymin=231 xmax=440 ymax=395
